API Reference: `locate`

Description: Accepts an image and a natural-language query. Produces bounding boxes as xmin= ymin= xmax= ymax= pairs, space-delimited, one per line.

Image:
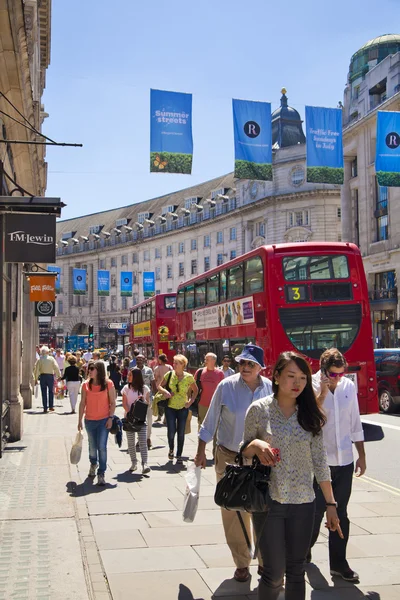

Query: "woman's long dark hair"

xmin=89 ymin=360 xmax=107 ymax=391
xmin=128 ymin=368 xmax=144 ymax=394
xmin=272 ymin=351 xmax=326 ymax=436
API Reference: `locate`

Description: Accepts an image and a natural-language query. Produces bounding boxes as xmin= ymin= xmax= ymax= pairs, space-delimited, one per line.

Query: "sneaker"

xmin=129 ymin=462 xmax=138 ymax=472
xmin=97 ymin=474 xmax=106 ymax=486
xmin=168 ymin=450 xmax=174 ymax=460
xmin=330 ymin=568 xmax=359 ymax=582
xmin=88 ymin=464 xmax=97 ymax=478
xmin=142 ymin=464 xmax=151 ymax=474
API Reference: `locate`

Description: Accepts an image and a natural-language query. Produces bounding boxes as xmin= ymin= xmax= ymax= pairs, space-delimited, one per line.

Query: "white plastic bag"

xmin=182 ymin=463 xmax=201 ymax=523
xmin=70 ymin=432 xmax=83 ymax=465
xmin=34 ymin=384 xmax=39 ymax=399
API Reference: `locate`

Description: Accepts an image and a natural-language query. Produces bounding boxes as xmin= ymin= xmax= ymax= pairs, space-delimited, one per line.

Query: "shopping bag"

xmin=34 ymin=384 xmax=39 ymax=399
xmin=182 ymin=463 xmax=201 ymax=523
xmin=184 ymin=410 xmax=192 ymax=435
xmin=70 ymin=432 xmax=83 ymax=465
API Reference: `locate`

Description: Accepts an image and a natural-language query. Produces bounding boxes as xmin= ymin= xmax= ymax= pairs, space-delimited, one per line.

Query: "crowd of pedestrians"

xmin=32 ymin=342 xmax=365 ymax=598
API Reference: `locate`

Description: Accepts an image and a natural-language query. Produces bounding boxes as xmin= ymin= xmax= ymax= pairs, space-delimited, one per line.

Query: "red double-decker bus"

xmin=176 ymin=243 xmax=377 ymax=414
xmin=129 ymin=294 xmax=176 ymax=368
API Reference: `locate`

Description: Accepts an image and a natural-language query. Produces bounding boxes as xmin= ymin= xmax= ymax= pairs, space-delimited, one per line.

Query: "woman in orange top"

xmin=78 ymin=360 xmax=116 ymax=486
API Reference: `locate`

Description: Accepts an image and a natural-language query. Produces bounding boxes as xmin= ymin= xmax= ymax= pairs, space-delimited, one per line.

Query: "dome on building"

xmin=349 ymin=33 xmax=400 ymax=83
xmin=272 ymin=88 xmax=306 ymax=149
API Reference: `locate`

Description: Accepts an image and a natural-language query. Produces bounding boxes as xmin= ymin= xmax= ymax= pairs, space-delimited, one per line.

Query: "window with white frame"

xmin=217 ymin=253 xmax=224 ymax=266
xmin=191 ymin=259 xmax=197 ymax=275
xmin=111 ymin=296 xmax=117 ymax=311
xmin=155 ymin=267 xmax=161 ymax=280
xmin=217 ymin=231 xmax=223 ymax=244
xmin=179 ymin=242 xmax=184 ymax=253
xmin=230 ymin=250 xmax=236 ymax=260
xmin=111 ymin=257 xmax=117 ymax=267
xmin=162 ymin=205 xmax=175 ymax=215
xmin=156 ymin=289 xmax=161 ymax=295
xmin=179 ymin=262 xmax=184 ymax=276
xmin=155 ymin=248 xmax=161 ymax=259
xmin=256 ymin=222 xmax=266 ymax=237
xmin=116 ymin=218 xmax=128 ymax=227
xmin=230 ymin=227 xmax=237 ymax=241
xmin=144 ymin=250 xmax=150 ymax=260
xmin=57 ymin=300 xmax=63 ymax=315
xmin=132 ymin=252 xmax=138 ymax=263
xmin=203 ymin=205 xmax=210 ymax=219
xmin=137 ymin=212 xmax=150 ymax=224
xmin=89 ymin=225 xmax=101 ymax=235
xmin=288 ymin=210 xmax=310 ymax=228
xmin=166 ymin=245 xmax=173 ymax=256
xmin=191 ymin=239 xmax=197 ymax=251
xmin=111 ymin=274 xmax=116 ymax=287
xmin=229 ymin=197 xmax=236 ymax=211
xmin=100 ymin=296 xmax=106 ymax=312
xmin=211 ymin=188 xmax=226 ymax=199
xmin=121 ymin=255 xmax=127 ymax=265
xmin=204 ymin=256 xmax=210 ymax=271
xmin=167 ymin=265 xmax=172 ymax=278
xmin=185 ymin=197 xmax=200 ymax=209
xmin=204 ymin=235 xmax=211 ymax=248
xmin=190 ymin=212 xmax=197 ymax=224
xmin=99 ymin=259 xmax=106 ymax=269
xmin=121 ymin=296 xmax=128 ymax=310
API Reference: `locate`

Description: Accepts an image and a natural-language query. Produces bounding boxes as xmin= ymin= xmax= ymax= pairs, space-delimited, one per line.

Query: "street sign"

xmin=107 ymin=323 xmax=127 ymax=330
xmin=35 ymin=300 xmax=55 ymax=317
xmin=117 ymin=329 xmax=127 ymax=335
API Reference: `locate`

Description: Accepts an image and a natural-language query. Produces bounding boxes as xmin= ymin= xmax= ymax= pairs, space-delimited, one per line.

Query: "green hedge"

xmin=98 ymin=291 xmax=109 ymax=297
xmin=307 ymin=166 xmax=344 ymax=184
xmin=150 ymin=152 xmax=192 ymax=174
xmin=376 ymin=171 xmax=400 ymax=187
xmin=73 ymin=290 xmax=86 ymax=296
xmin=234 ymin=160 xmax=272 ymax=181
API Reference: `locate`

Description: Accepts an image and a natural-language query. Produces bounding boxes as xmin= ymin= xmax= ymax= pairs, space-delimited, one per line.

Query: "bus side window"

xmin=244 ymin=256 xmax=264 ymax=294
xmin=177 ymin=289 xmax=185 ymax=312
xmin=228 ymin=264 xmax=244 ymax=299
xmin=133 ymin=310 xmax=138 ymax=324
xmin=146 ymin=304 xmax=152 ymax=321
xmin=220 ymin=270 xmax=227 ymax=301
xmin=206 ymin=274 xmax=219 ymax=305
xmin=151 ymin=301 xmax=155 ymax=319
xmin=195 ymin=281 xmax=206 ymax=308
xmin=185 ymin=285 xmax=195 ymax=310
xmin=141 ymin=306 xmax=146 ymax=322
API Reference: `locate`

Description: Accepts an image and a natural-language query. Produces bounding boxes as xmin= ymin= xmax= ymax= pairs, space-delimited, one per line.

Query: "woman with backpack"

xmin=121 ymin=368 xmax=151 ymax=474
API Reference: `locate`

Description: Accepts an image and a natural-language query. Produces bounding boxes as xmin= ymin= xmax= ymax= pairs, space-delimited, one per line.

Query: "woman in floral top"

xmin=158 ymin=354 xmax=198 ymax=464
xmin=242 ymin=351 xmax=342 ymax=600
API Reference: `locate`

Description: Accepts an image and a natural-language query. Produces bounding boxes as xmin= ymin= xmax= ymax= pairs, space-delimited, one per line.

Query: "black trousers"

xmin=253 ymin=501 xmax=315 ymax=600
xmin=309 ymin=462 xmax=354 ymax=570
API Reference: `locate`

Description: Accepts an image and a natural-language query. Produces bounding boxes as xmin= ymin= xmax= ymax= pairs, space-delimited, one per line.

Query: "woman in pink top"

xmin=78 ymin=361 xmax=116 ymax=486
xmin=121 ymin=368 xmax=151 ymax=475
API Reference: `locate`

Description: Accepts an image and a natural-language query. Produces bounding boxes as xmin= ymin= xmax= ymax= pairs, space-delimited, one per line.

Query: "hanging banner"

xmin=305 ymin=106 xmax=344 ymax=184
xmin=47 ymin=265 xmax=61 ymax=293
xmin=5 ymin=214 xmax=56 ymax=263
xmin=150 ymin=89 xmax=193 ymax=174
xmin=35 ymin=301 xmax=55 ymax=317
xmin=232 ymin=99 xmax=272 ymax=181
xmin=121 ymin=272 xmax=133 ymax=297
xmin=29 ymin=275 xmax=56 ymax=302
xmin=143 ymin=272 xmax=155 ymax=298
xmin=376 ymin=111 xmax=400 ymax=187
xmin=72 ymin=268 xmax=86 ymax=295
xmin=97 ymin=270 xmax=110 ymax=296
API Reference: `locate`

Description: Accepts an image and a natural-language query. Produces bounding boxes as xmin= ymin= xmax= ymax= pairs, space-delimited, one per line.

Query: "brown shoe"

xmin=234 ymin=567 xmax=250 ymax=582
xmin=147 ymin=439 xmax=152 ymax=450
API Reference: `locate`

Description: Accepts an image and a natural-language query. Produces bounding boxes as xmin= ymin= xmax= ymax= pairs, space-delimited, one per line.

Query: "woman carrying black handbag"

xmin=121 ymin=368 xmax=151 ymax=474
xmin=242 ymin=352 xmax=343 ymax=600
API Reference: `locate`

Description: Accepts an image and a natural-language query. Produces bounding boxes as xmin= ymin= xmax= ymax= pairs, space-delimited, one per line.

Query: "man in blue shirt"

xmin=129 ymin=349 xmax=139 ymax=368
xmin=194 ymin=344 xmax=272 ymax=583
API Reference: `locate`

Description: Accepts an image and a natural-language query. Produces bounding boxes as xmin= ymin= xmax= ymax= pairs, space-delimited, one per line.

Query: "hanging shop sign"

xmin=29 ymin=275 xmax=56 ymax=302
xmin=305 ymin=106 xmax=344 ymax=184
xmin=5 ymin=214 xmax=56 ymax=263
xmin=35 ymin=301 xmax=55 ymax=317
xmin=376 ymin=110 xmax=400 ymax=187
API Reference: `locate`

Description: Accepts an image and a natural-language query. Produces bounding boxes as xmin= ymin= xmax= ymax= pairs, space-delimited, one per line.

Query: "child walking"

xmin=121 ymin=368 xmax=151 ymax=475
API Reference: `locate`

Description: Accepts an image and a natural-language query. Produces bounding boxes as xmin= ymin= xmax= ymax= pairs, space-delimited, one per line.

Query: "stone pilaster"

xmin=341 ymin=160 xmax=353 ymax=243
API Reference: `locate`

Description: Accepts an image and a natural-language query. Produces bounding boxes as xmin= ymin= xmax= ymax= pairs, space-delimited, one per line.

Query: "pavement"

xmin=1 ymin=393 xmax=400 ymax=600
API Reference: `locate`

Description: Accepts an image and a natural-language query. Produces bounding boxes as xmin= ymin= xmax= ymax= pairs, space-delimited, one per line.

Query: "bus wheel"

xmin=379 ymin=390 xmax=395 ymax=413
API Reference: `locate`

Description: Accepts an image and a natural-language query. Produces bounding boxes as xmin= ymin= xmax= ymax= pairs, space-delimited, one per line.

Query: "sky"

xmin=43 ymin=0 xmax=400 ymax=221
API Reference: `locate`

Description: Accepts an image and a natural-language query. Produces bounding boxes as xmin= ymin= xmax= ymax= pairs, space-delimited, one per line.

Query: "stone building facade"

xmin=0 ymin=0 xmax=51 ymax=445
xmin=341 ymin=34 xmax=400 ymax=347
xmin=54 ymin=92 xmax=342 ymax=349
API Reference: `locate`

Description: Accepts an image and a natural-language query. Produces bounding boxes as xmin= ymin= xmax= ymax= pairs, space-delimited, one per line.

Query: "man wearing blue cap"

xmin=195 ymin=343 xmax=272 ymax=583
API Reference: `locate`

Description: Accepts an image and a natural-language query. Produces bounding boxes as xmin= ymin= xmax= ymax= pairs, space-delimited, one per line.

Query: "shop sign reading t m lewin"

xmin=5 ymin=214 xmax=56 ymax=263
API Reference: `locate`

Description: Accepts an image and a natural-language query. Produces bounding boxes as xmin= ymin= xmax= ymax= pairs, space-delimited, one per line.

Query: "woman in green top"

xmin=158 ymin=354 xmax=198 ymax=464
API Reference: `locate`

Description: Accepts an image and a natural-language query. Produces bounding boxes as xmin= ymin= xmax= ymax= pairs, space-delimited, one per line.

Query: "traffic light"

xmin=88 ymin=325 xmax=94 ymax=350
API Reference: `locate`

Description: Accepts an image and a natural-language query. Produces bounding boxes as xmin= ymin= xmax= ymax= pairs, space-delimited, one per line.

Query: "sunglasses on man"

xmin=326 ymin=371 xmax=345 ymax=378
xmin=239 ymin=360 xmax=257 ymax=368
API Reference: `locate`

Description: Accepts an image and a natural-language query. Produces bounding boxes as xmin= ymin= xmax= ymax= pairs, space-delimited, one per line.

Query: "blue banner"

xmin=47 ymin=265 xmax=61 ymax=293
xmin=150 ymin=89 xmax=193 ymax=174
xmin=143 ymin=272 xmax=155 ymax=298
xmin=97 ymin=270 xmax=110 ymax=296
xmin=121 ymin=272 xmax=133 ymax=297
xmin=232 ymin=99 xmax=272 ymax=181
xmin=73 ymin=268 xmax=86 ymax=295
xmin=305 ymin=106 xmax=344 ymax=184
xmin=376 ymin=111 xmax=400 ymax=187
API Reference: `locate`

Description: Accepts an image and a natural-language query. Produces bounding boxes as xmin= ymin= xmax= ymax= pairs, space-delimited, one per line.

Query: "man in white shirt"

xmin=309 ymin=348 xmax=366 ymax=583
xmin=83 ymin=350 xmax=93 ymax=363
xmin=54 ymin=348 xmax=65 ymax=377
xmin=194 ymin=344 xmax=272 ymax=584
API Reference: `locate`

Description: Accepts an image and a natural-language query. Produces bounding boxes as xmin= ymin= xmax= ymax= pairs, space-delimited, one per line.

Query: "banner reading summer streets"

xmin=72 ymin=268 xmax=86 ymax=295
xmin=97 ymin=270 xmax=110 ymax=296
xmin=305 ymin=106 xmax=344 ymax=184
xmin=376 ymin=111 xmax=400 ymax=187
xmin=150 ymin=89 xmax=193 ymax=174
xmin=232 ymin=99 xmax=272 ymax=181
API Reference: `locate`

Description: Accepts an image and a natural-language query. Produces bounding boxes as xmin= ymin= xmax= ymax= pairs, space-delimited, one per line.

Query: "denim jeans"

xmin=85 ymin=418 xmax=109 ymax=475
xmin=165 ymin=406 xmax=188 ymax=457
xmin=39 ymin=374 xmax=54 ymax=410
xmin=253 ymin=501 xmax=315 ymax=600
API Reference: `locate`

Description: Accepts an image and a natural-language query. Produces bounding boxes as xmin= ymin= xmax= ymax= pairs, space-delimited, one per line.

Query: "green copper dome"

xmin=349 ymin=34 xmax=400 ymax=83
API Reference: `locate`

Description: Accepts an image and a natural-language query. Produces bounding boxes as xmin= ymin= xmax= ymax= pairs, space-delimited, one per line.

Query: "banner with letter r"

xmin=376 ymin=111 xmax=400 ymax=187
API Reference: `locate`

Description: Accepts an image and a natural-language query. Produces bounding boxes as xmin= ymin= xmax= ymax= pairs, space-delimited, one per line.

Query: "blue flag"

xmin=376 ymin=111 xmax=400 ymax=187
xmin=97 ymin=270 xmax=110 ymax=296
xmin=305 ymin=106 xmax=344 ymax=184
xmin=232 ymin=99 xmax=272 ymax=181
xmin=121 ymin=272 xmax=133 ymax=297
xmin=73 ymin=268 xmax=86 ymax=295
xmin=150 ymin=89 xmax=193 ymax=174
xmin=143 ymin=272 xmax=155 ymax=298
xmin=47 ymin=265 xmax=61 ymax=293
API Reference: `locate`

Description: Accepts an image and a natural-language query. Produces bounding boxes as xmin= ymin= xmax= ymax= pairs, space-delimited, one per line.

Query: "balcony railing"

xmin=369 ymin=288 xmax=398 ymax=301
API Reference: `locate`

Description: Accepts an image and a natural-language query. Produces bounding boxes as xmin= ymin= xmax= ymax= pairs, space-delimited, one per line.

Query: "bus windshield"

xmin=283 ymin=255 xmax=349 ymax=281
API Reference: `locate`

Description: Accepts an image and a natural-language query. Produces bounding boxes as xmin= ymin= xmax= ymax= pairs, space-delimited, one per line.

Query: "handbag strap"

xmin=236 ymin=510 xmax=269 ymax=560
xmin=164 ymin=370 xmax=173 ymax=393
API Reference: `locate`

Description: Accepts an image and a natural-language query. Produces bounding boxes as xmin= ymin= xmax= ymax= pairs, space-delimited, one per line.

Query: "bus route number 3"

xmin=286 ymin=285 xmax=307 ymax=302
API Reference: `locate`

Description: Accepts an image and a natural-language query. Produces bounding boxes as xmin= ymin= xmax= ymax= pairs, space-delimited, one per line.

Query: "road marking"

xmin=360 ymin=475 xmax=400 ymax=497
xmin=361 ymin=418 xmax=400 ymax=432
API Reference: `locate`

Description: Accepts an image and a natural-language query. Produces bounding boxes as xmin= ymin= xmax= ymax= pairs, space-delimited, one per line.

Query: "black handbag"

xmin=214 ymin=445 xmax=271 ymax=513
xmin=157 ymin=371 xmax=173 ymax=410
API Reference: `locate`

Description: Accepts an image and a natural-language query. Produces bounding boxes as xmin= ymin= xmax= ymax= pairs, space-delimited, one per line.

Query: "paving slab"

xmin=347 ymin=504 xmax=382 ymax=519
xmin=95 ymin=528 xmax=147 ymax=550
xmin=90 ymin=513 xmax=149 ymax=532
xmin=350 ymin=490 xmax=396 ymax=504
xmin=306 ymin=557 xmax=400 ymax=588
xmin=141 ymin=524 xmax=227 ymax=547
xmin=87 ymin=497 xmax=177 ymax=514
xmin=358 ymin=502 xmax=400 ymax=517
xmin=100 ymin=545 xmax=205 ymax=574
xmin=197 ymin=565 xmax=259 ymax=596
xmin=169 ymin=495 xmax=218 ymax=511
xmin=144 ymin=509 xmax=223 ymax=528
xmin=351 ymin=516 xmax=400 ymax=534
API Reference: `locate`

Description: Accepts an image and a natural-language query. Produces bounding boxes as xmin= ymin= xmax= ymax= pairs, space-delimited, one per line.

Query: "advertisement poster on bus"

xmin=193 ymin=296 xmax=255 ymax=331
xmin=133 ymin=321 xmax=151 ymax=337
xmin=376 ymin=110 xmax=400 ymax=187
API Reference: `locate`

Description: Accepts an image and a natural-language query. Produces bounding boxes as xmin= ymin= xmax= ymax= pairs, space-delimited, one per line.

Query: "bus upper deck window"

xmin=283 ymin=255 xmax=349 ymax=281
xmin=228 ymin=264 xmax=244 ymax=299
xmin=206 ymin=274 xmax=219 ymax=304
xmin=195 ymin=281 xmax=206 ymax=308
xmin=245 ymin=256 xmax=263 ymax=294
xmin=133 ymin=310 xmax=138 ymax=324
xmin=165 ymin=296 xmax=176 ymax=310
xmin=146 ymin=304 xmax=152 ymax=320
xmin=220 ymin=271 xmax=227 ymax=301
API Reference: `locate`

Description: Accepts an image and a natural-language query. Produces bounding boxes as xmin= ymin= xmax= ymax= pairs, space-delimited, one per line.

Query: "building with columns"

xmin=341 ymin=34 xmax=400 ymax=347
xmin=0 ymin=0 xmax=52 ymax=447
xmin=54 ymin=91 xmax=342 ymax=349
